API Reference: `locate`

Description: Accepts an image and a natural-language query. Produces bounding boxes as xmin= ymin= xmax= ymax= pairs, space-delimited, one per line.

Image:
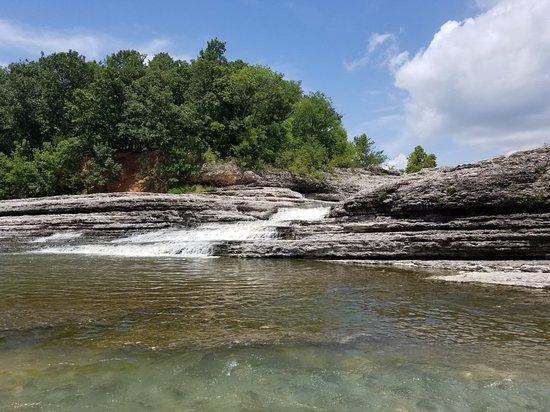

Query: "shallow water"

xmin=1 ymin=254 xmax=549 ymax=410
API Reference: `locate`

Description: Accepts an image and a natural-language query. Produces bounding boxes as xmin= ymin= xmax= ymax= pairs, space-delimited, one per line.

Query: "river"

xmin=1 ymin=253 xmax=549 ymax=410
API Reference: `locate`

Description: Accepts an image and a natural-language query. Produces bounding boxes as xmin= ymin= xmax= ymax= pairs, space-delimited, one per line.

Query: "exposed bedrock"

xmin=332 ymin=147 xmax=549 ymax=218
xmin=225 ymin=148 xmax=550 ymax=259
xmin=0 ymin=147 xmax=548 ymax=259
xmin=0 ymin=187 xmax=322 ymax=250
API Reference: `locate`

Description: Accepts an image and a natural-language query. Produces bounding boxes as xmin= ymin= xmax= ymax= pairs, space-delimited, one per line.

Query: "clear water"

xmin=0 ymin=254 xmax=549 ymax=411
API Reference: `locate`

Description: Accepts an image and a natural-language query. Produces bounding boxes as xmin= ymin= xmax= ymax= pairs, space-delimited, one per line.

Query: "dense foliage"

xmin=0 ymin=39 xmax=386 ymax=199
xmin=405 ymin=145 xmax=437 ymax=173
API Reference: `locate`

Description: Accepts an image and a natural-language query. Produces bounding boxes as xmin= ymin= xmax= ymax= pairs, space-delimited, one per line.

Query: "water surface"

xmin=1 ymin=254 xmax=549 ymax=410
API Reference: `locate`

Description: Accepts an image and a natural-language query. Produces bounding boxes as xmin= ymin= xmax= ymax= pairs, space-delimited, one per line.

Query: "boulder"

xmin=191 ymin=160 xmax=259 ymax=186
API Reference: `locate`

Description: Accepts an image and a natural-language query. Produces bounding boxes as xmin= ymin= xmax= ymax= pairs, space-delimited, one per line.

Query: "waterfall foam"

xmin=33 ymin=206 xmax=330 ymax=258
xmin=30 ymin=232 xmax=83 ymax=243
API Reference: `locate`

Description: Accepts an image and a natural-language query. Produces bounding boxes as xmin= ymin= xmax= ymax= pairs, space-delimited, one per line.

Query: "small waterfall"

xmin=30 ymin=232 xmax=83 ymax=243
xmin=33 ymin=206 xmax=330 ymax=258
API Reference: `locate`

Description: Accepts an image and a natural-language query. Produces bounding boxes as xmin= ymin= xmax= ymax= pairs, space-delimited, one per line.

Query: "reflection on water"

xmin=0 ymin=254 xmax=549 ymax=410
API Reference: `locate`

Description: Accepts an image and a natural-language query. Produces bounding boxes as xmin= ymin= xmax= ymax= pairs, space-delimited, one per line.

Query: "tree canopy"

xmin=352 ymin=133 xmax=387 ymax=167
xmin=0 ymin=39 xmax=391 ymax=199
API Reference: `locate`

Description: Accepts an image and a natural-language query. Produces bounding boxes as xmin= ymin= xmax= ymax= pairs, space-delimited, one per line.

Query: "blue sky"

xmin=0 ymin=0 xmax=548 ymax=167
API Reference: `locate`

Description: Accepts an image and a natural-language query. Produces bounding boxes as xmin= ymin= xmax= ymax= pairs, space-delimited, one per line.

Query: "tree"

xmin=280 ymin=92 xmax=356 ymax=173
xmin=198 ymin=38 xmax=227 ymax=62
xmin=353 ymin=133 xmax=387 ymax=166
xmin=405 ymin=145 xmax=437 ymax=173
xmin=0 ymin=38 xmax=378 ymax=198
xmin=222 ymin=65 xmax=301 ymax=167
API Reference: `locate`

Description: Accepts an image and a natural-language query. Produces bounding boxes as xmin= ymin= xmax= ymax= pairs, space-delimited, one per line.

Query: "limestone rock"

xmin=0 ymin=148 xmax=548 ymax=261
xmin=332 ymin=147 xmax=549 ymax=218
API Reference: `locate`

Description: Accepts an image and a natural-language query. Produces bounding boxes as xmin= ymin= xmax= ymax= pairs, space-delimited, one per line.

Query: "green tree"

xmin=198 ymin=38 xmax=227 ymax=62
xmin=280 ymin=93 xmax=356 ymax=173
xmin=405 ymin=145 xmax=437 ymax=173
xmin=0 ymin=38 xmax=381 ymax=198
xmin=223 ymin=65 xmax=301 ymax=167
xmin=353 ymin=133 xmax=387 ymax=166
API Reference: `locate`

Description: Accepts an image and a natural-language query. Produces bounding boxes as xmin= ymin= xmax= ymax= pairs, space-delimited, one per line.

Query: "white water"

xmin=34 ymin=206 xmax=330 ymax=258
xmin=30 ymin=232 xmax=83 ymax=243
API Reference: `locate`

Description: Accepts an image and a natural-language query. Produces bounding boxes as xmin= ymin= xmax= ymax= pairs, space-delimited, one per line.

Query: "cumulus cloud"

xmin=0 ymin=19 xmax=190 ymax=63
xmin=384 ymin=153 xmax=407 ymax=170
xmin=394 ymin=0 xmax=550 ymax=151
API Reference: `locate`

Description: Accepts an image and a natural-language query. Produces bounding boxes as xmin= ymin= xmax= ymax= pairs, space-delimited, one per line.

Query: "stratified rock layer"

xmin=226 ymin=148 xmax=549 ymax=259
xmin=0 ymin=147 xmax=548 ymax=259
xmin=0 ymin=188 xmax=317 ymax=251
xmin=332 ymin=147 xmax=549 ymax=218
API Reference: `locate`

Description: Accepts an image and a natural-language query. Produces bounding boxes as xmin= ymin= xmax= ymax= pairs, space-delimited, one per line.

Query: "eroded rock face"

xmin=332 ymin=147 xmax=549 ymax=218
xmin=0 ymin=148 xmax=548 ymax=260
xmin=191 ymin=161 xmax=260 ymax=186
xmin=191 ymin=160 xmax=399 ymax=200
xmin=225 ymin=148 xmax=549 ymax=259
xmin=0 ymin=188 xmax=319 ymax=251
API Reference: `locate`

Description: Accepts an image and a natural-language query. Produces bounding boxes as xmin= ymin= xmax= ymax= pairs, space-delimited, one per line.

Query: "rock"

xmin=0 ymin=188 xmax=320 ymax=251
xmin=222 ymin=214 xmax=550 ymax=259
xmin=191 ymin=160 xmax=259 ymax=186
xmin=0 ymin=147 xmax=547 ymax=262
xmin=223 ymin=148 xmax=549 ymax=260
xmin=332 ymin=147 xmax=549 ymax=218
xmin=191 ymin=160 xmax=399 ymax=200
xmin=254 ymin=167 xmax=398 ymax=200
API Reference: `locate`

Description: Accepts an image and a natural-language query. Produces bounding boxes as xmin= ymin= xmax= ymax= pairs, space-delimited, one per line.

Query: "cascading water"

xmin=32 ymin=206 xmax=330 ymax=258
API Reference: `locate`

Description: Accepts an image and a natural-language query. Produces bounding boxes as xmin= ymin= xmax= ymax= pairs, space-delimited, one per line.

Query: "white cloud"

xmin=343 ymin=54 xmax=370 ymax=71
xmin=386 ymin=50 xmax=409 ymax=72
xmin=368 ymin=32 xmax=393 ymax=52
xmin=384 ymin=153 xmax=407 ymax=170
xmin=344 ymin=32 xmax=396 ymax=71
xmin=0 ymin=19 xmax=190 ymax=63
xmin=394 ymin=0 xmax=550 ymax=151
xmin=473 ymin=0 xmax=505 ymax=9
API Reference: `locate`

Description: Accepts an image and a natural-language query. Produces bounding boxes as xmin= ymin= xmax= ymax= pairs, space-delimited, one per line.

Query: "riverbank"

xmin=327 ymin=260 xmax=550 ymax=288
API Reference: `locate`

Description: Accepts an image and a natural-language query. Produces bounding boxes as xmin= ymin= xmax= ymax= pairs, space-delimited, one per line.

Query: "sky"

xmin=0 ymin=0 xmax=548 ymax=167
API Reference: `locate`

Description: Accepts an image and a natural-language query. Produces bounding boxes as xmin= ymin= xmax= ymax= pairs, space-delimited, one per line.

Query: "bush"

xmin=0 ymin=138 xmax=82 ymax=199
xmin=80 ymin=143 xmax=121 ymax=192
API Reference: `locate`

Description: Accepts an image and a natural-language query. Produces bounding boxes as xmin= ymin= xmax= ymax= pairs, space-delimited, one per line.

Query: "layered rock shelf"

xmin=0 ymin=147 xmax=548 ymax=262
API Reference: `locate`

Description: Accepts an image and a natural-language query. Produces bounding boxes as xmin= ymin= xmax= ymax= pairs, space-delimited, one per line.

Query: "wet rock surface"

xmin=325 ymin=259 xmax=550 ymax=288
xmin=0 ymin=188 xmax=318 ymax=251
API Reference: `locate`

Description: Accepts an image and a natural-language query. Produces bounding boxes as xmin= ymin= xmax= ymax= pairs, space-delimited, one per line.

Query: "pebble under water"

xmin=0 ymin=254 xmax=549 ymax=410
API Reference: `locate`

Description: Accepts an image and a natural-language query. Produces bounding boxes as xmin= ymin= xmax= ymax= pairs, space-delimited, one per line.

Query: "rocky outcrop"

xmin=0 ymin=147 xmax=548 ymax=260
xmin=332 ymin=147 xmax=549 ymax=218
xmin=224 ymin=148 xmax=550 ymax=259
xmin=0 ymin=187 xmax=321 ymax=251
xmin=191 ymin=161 xmax=399 ymax=200
xmin=190 ymin=160 xmax=259 ymax=187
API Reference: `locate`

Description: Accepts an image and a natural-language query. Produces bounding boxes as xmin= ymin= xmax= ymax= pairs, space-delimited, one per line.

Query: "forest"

xmin=0 ymin=39 xmax=427 ymax=200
